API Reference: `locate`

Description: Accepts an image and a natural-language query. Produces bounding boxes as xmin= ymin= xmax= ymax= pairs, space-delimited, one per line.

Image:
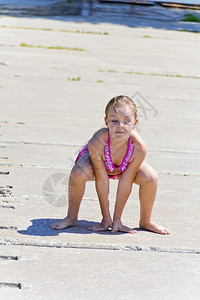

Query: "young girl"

xmin=51 ymin=95 xmax=170 ymax=234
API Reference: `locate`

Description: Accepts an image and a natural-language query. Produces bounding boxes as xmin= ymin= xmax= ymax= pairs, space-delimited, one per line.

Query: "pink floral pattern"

xmin=104 ymin=136 xmax=134 ymax=173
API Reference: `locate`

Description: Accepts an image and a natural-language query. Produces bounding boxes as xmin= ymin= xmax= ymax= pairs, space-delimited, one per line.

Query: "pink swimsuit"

xmin=75 ymin=133 xmax=134 ymax=179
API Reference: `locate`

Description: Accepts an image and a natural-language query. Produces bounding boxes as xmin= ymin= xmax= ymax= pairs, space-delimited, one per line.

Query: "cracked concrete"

xmin=0 ymin=5 xmax=200 ymax=300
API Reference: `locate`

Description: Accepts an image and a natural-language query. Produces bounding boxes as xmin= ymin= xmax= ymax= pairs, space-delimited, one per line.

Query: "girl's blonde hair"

xmin=105 ymin=95 xmax=138 ymax=120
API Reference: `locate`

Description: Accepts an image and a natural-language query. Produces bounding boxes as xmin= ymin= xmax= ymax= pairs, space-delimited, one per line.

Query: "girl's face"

xmin=105 ymin=104 xmax=137 ymax=139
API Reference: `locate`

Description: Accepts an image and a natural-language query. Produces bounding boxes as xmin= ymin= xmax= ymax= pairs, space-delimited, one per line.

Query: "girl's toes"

xmin=51 ymin=223 xmax=56 ymax=229
xmin=161 ymin=227 xmax=170 ymax=235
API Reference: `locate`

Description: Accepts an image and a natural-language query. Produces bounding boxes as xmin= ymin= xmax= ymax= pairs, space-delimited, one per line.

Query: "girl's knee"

xmin=145 ymin=167 xmax=158 ymax=186
xmin=70 ymin=164 xmax=93 ymax=181
xmin=70 ymin=166 xmax=85 ymax=181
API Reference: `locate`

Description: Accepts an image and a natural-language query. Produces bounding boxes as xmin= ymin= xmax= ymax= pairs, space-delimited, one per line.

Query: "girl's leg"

xmin=134 ymin=161 xmax=170 ymax=234
xmin=51 ymin=153 xmax=95 ymax=230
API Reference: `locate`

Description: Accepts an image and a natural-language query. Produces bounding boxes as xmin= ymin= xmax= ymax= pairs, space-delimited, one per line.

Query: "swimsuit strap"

xmin=104 ymin=132 xmax=134 ymax=173
xmin=107 ymin=130 xmax=110 ymax=147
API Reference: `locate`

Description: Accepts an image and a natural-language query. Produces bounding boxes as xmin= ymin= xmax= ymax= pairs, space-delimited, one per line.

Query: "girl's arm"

xmin=112 ymin=141 xmax=147 ymax=233
xmin=88 ymin=132 xmax=112 ymax=228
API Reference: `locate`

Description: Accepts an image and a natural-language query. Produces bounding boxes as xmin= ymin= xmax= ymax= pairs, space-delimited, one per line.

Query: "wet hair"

xmin=105 ymin=95 xmax=138 ymax=120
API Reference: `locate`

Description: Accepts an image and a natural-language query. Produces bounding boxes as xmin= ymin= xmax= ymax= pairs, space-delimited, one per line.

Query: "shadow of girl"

xmin=17 ymin=219 xmax=120 ymax=236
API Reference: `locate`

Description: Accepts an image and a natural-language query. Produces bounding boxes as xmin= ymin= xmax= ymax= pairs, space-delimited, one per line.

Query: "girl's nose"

xmin=118 ymin=121 xmax=123 ymax=128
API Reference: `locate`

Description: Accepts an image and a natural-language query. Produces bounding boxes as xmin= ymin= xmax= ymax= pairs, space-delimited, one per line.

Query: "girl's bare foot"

xmin=51 ymin=217 xmax=77 ymax=230
xmin=139 ymin=220 xmax=170 ymax=235
xmin=111 ymin=219 xmax=137 ymax=234
xmin=88 ymin=218 xmax=112 ymax=232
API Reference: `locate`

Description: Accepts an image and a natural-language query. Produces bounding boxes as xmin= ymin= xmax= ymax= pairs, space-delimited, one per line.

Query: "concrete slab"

xmin=0 ymin=189 xmax=199 ymax=250
xmin=0 ymin=245 xmax=200 ymax=300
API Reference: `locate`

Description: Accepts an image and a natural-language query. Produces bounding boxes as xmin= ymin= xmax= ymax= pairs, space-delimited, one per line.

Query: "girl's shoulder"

xmin=92 ymin=127 xmax=108 ymax=137
xmin=89 ymin=127 xmax=108 ymax=149
xmin=131 ymin=131 xmax=147 ymax=153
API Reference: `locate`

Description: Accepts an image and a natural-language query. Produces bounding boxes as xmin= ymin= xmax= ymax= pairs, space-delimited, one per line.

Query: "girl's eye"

xmin=124 ymin=120 xmax=131 ymax=124
xmin=111 ymin=120 xmax=117 ymax=123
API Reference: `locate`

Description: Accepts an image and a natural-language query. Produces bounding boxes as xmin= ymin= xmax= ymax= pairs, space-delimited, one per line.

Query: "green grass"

xmin=20 ymin=43 xmax=85 ymax=51
xmin=98 ymin=69 xmax=117 ymax=73
xmin=67 ymin=76 xmax=81 ymax=81
xmin=0 ymin=25 xmax=109 ymax=35
xmin=117 ymin=69 xmax=200 ymax=80
xmin=143 ymin=35 xmax=152 ymax=38
xmin=97 ymin=69 xmax=200 ymax=80
xmin=74 ymin=30 xmax=109 ymax=35
xmin=178 ymin=29 xmax=199 ymax=33
xmin=97 ymin=80 xmax=104 ymax=83
xmin=181 ymin=14 xmax=200 ymax=23
xmin=0 ymin=62 xmax=7 ymax=66
xmin=135 ymin=72 xmax=200 ymax=79
xmin=134 ymin=72 xmax=144 ymax=76
xmin=108 ymin=69 xmax=117 ymax=73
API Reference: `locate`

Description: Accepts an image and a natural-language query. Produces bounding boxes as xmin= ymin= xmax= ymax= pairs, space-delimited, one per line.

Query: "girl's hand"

xmin=111 ymin=219 xmax=137 ymax=234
